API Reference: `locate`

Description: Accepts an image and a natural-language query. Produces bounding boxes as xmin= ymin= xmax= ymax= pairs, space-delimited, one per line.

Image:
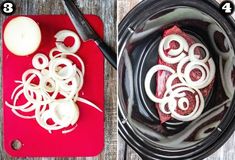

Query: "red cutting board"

xmin=2 ymin=15 xmax=104 ymax=157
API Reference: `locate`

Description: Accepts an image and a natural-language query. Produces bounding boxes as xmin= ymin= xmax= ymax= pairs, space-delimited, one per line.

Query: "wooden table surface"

xmin=0 ymin=0 xmax=117 ymax=160
xmin=117 ymin=0 xmax=235 ymax=160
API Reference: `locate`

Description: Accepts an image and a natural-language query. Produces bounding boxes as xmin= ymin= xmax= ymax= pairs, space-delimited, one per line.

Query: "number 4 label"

xmin=220 ymin=1 xmax=234 ymax=15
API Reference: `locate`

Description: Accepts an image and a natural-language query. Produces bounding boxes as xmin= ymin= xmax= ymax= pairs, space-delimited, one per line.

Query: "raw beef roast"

xmin=155 ymin=26 xmax=214 ymax=123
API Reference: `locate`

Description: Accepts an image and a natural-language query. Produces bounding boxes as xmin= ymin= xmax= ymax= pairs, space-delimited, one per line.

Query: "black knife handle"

xmin=95 ymin=39 xmax=117 ymax=69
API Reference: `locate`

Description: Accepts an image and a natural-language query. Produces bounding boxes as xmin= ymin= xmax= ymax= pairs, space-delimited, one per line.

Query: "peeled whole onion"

xmin=4 ymin=16 xmax=41 ymax=56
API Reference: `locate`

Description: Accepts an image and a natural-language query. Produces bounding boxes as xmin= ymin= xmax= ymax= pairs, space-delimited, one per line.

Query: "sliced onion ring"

xmin=22 ymin=69 xmax=42 ymax=90
xmin=163 ymin=34 xmax=189 ymax=56
xmin=49 ymin=57 xmax=76 ymax=80
xmin=145 ymin=65 xmax=175 ymax=103
xmin=53 ymin=52 xmax=85 ymax=75
xmin=159 ymin=34 xmax=187 ymax=64
xmin=55 ymin=30 xmax=81 ymax=53
xmin=32 ymin=53 xmax=49 ymax=70
xmin=188 ymin=43 xmax=209 ymax=63
xmin=5 ymin=29 xmax=101 ymax=134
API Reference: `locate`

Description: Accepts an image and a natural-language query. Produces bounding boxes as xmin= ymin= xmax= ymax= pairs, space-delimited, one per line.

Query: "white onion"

xmin=184 ymin=65 xmax=206 ymax=84
xmin=11 ymin=109 xmax=35 ymax=119
xmin=23 ymin=76 xmax=58 ymax=105
xmin=49 ymin=57 xmax=76 ymax=80
xmin=49 ymin=47 xmax=66 ymax=59
xmin=53 ymin=52 xmax=85 ymax=75
xmin=41 ymin=76 xmax=56 ymax=93
xmin=50 ymin=99 xmax=79 ymax=127
xmin=11 ymin=83 xmax=23 ymax=100
xmin=144 ymin=33 xmax=216 ymax=122
xmin=59 ymin=77 xmax=78 ymax=100
xmin=177 ymin=56 xmax=190 ymax=84
xmin=199 ymin=58 xmax=215 ymax=89
xmin=178 ymin=97 xmax=190 ymax=111
xmin=20 ymin=104 xmax=37 ymax=112
xmin=163 ymin=34 xmax=189 ymax=56
xmin=224 ymin=57 xmax=235 ymax=97
xmin=77 ymin=97 xmax=102 ymax=112
xmin=5 ymin=29 xmax=102 ymax=134
xmin=183 ymin=60 xmax=210 ymax=88
xmin=4 ymin=16 xmax=41 ymax=56
xmin=188 ymin=43 xmax=209 ymax=63
xmin=37 ymin=110 xmax=65 ymax=132
xmin=159 ymin=100 xmax=171 ymax=114
xmin=75 ymin=69 xmax=84 ymax=91
xmin=167 ymin=85 xmax=204 ymax=121
xmin=165 ymin=74 xmax=185 ymax=97
xmin=13 ymin=89 xmax=28 ymax=106
xmin=158 ymin=34 xmax=187 ymax=64
xmin=62 ymin=125 xmax=78 ymax=134
xmin=145 ymin=65 xmax=175 ymax=103
xmin=22 ymin=69 xmax=42 ymax=90
xmin=208 ymin=24 xmax=231 ymax=60
xmin=32 ymin=53 xmax=49 ymax=70
xmin=55 ymin=30 xmax=81 ymax=53
xmin=177 ymin=57 xmax=215 ymax=89
xmin=5 ymin=101 xmax=31 ymax=110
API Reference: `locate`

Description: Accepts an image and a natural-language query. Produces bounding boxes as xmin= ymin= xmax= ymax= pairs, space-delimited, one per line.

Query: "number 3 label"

xmin=1 ymin=1 xmax=16 ymax=15
xmin=220 ymin=1 xmax=234 ymax=15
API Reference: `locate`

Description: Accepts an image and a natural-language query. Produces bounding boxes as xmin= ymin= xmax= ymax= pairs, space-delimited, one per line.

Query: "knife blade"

xmin=61 ymin=0 xmax=117 ymax=69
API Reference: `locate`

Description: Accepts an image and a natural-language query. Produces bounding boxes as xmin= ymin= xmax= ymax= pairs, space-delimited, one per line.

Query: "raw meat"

xmin=155 ymin=26 xmax=214 ymax=123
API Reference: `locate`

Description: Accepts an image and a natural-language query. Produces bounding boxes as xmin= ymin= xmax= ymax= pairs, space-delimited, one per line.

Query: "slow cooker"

xmin=118 ymin=0 xmax=235 ymax=159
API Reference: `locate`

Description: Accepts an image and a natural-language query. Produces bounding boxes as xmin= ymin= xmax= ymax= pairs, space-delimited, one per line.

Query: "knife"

xmin=61 ymin=0 xmax=117 ymax=69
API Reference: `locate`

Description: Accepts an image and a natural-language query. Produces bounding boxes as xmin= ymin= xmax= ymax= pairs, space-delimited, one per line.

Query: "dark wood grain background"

xmin=117 ymin=0 xmax=235 ymax=160
xmin=0 ymin=0 xmax=117 ymax=160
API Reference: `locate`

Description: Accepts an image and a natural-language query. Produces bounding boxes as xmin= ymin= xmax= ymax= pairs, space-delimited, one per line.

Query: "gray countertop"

xmin=0 ymin=0 xmax=117 ymax=159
